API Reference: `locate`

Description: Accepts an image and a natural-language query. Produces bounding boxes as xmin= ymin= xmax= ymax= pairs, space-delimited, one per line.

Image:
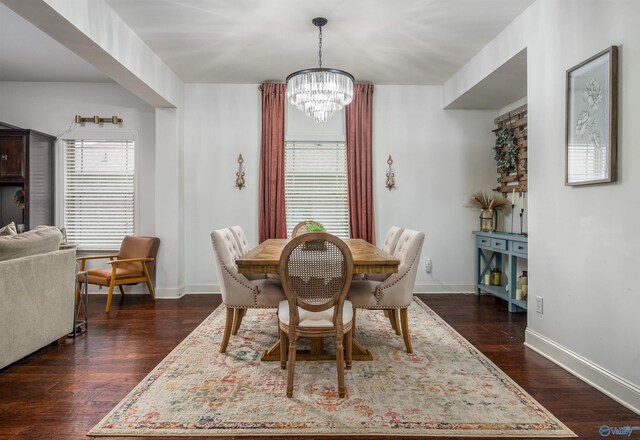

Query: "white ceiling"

xmin=105 ymin=0 xmax=535 ymax=85
xmin=0 ymin=2 xmax=112 ymax=82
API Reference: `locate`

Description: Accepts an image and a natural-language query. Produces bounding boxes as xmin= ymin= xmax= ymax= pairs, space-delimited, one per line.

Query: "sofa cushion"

xmin=0 ymin=226 xmax=62 ymax=262
xmin=0 ymin=222 xmax=17 ymax=236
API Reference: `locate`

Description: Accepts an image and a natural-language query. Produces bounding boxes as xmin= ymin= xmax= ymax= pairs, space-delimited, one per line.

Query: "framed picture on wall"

xmin=565 ymin=46 xmax=618 ymax=186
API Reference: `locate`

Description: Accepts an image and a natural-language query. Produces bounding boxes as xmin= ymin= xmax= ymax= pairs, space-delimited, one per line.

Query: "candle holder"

xmin=235 ymin=154 xmax=245 ymax=190
xmin=519 ymin=209 xmax=524 ymax=235
xmin=385 ymin=155 xmax=395 ymax=190
xmin=510 ymin=203 xmax=515 ymax=233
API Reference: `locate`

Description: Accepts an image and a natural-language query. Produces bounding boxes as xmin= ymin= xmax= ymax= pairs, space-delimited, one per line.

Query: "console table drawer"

xmin=513 ymin=242 xmax=528 ymax=254
xmin=491 ymin=239 xmax=507 ymax=251
xmin=477 ymin=236 xmax=491 ymax=248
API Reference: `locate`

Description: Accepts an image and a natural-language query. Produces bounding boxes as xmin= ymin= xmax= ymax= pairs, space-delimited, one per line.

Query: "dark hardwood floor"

xmin=0 ymin=293 xmax=637 ymax=440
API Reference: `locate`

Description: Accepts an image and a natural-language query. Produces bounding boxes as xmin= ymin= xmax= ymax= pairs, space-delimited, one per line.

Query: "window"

xmin=284 ymin=141 xmax=349 ymax=238
xmin=63 ymin=139 xmax=135 ymax=250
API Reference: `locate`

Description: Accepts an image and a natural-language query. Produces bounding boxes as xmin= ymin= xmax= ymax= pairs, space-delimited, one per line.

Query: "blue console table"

xmin=473 ymin=231 xmax=528 ymax=312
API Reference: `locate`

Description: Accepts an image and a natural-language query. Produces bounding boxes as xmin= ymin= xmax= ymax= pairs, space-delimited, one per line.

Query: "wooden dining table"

xmin=236 ymin=238 xmax=400 ymax=362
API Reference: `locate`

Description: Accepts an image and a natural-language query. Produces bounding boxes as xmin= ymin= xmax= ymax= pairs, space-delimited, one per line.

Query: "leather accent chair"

xmin=77 ymin=236 xmax=160 ymax=313
xmin=348 ymin=229 xmax=425 ymax=353
xmin=278 ymin=232 xmax=354 ymax=398
xmin=365 ymin=226 xmax=404 ymax=282
xmin=211 ymin=228 xmax=285 ymax=352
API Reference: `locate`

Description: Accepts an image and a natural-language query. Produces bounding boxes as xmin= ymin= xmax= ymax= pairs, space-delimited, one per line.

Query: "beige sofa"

xmin=0 ymin=226 xmax=76 ymax=369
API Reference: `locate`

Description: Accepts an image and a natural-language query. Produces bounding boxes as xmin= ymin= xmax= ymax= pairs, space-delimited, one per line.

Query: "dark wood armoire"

xmin=0 ymin=126 xmax=56 ymax=230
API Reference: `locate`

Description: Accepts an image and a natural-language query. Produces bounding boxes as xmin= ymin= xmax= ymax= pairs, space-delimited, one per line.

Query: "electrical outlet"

xmin=424 ymin=259 xmax=432 ymax=273
xmin=536 ymin=296 xmax=543 ymax=314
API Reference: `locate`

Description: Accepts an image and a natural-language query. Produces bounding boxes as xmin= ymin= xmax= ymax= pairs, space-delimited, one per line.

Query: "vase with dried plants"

xmin=466 ymin=191 xmax=510 ymax=232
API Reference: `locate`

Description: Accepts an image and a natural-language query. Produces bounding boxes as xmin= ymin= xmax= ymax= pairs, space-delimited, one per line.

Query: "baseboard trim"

xmin=154 ymin=285 xmax=186 ymax=299
xmin=525 ymin=328 xmax=640 ymax=415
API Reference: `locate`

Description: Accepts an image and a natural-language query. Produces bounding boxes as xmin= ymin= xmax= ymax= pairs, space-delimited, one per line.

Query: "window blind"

xmin=284 ymin=141 xmax=349 ymax=239
xmin=63 ymin=139 xmax=135 ymax=250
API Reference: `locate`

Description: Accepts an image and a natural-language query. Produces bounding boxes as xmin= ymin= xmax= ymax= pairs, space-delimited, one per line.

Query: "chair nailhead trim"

xmin=213 ymin=235 xmax=259 ymax=305
xmin=375 ymin=241 xmax=424 ymax=306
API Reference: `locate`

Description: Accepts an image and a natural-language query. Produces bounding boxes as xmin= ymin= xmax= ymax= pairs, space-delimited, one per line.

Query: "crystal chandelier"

xmin=286 ymin=17 xmax=354 ymax=123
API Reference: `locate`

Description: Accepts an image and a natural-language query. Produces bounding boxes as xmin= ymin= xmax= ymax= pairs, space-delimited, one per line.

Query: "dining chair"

xmin=278 ymin=232 xmax=354 ymax=398
xmin=229 ymin=225 xmax=266 ymax=281
xmin=365 ymin=226 xmax=404 ymax=282
xmin=211 ymin=228 xmax=286 ymax=352
xmin=291 ymin=220 xmax=324 ymax=238
xmin=347 ymin=229 xmax=425 ymax=353
xmin=76 ymin=236 xmax=160 ymax=313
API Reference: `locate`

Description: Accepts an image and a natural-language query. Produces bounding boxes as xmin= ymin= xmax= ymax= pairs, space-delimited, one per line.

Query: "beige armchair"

xmin=365 ymin=226 xmax=404 ymax=282
xmin=348 ymin=228 xmax=425 ymax=353
xmin=211 ymin=228 xmax=285 ymax=352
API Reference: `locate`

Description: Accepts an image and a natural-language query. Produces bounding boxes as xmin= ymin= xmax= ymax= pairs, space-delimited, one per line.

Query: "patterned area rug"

xmin=89 ymin=299 xmax=575 ymax=437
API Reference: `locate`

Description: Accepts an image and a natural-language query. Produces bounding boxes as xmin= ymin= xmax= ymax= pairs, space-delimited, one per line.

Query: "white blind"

xmin=63 ymin=139 xmax=135 ymax=250
xmin=285 ymin=141 xmax=349 ymax=239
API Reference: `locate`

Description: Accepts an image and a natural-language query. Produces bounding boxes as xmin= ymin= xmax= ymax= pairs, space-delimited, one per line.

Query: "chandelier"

xmin=286 ymin=17 xmax=354 ymax=123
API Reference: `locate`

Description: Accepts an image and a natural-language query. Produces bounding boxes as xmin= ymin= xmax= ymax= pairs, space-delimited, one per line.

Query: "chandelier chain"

xmin=318 ymin=25 xmax=323 ymax=68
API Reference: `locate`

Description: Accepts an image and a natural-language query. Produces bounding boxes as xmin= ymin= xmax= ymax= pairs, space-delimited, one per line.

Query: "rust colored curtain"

xmin=258 ymin=83 xmax=287 ymax=242
xmin=345 ymin=83 xmax=375 ymax=244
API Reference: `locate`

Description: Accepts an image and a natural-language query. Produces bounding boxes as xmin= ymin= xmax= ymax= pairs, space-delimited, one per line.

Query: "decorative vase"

xmin=490 ymin=268 xmax=502 ymax=286
xmin=479 ymin=209 xmax=497 ymax=232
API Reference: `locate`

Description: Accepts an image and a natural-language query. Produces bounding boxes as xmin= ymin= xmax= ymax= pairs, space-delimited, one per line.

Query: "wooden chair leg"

xmin=336 ymin=332 xmax=346 ymax=398
xmin=105 ymin=283 xmax=115 ymax=313
xmin=286 ymin=331 xmax=297 ymax=398
xmin=345 ymin=329 xmax=353 ymax=370
xmin=400 ymin=307 xmax=413 ymax=354
xmin=279 ymin=327 xmax=287 ymax=370
xmin=118 ymin=285 xmax=125 ymax=295
xmin=352 ymin=307 xmax=357 ymax=334
xmin=232 ymin=308 xmax=246 ymax=335
xmin=142 ymin=264 xmax=155 ymax=301
xmin=220 ymin=307 xmax=234 ymax=353
xmin=388 ymin=309 xmax=401 ymax=335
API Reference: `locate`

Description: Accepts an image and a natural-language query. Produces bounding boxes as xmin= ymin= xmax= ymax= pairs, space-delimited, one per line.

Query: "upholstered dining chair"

xmin=77 ymin=236 xmax=160 ymax=313
xmin=211 ymin=228 xmax=285 ymax=352
xmin=229 ymin=225 xmax=266 ymax=281
xmin=365 ymin=226 xmax=404 ymax=282
xmin=278 ymin=232 xmax=354 ymax=398
xmin=348 ymin=229 xmax=425 ymax=353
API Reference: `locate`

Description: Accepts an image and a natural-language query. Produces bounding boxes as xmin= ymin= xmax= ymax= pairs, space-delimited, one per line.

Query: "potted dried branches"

xmin=466 ymin=191 xmax=510 ymax=232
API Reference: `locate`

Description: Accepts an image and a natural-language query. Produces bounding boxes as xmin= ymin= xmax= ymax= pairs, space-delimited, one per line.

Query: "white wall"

xmin=528 ymin=0 xmax=640 ymax=408
xmin=183 ymin=84 xmax=496 ymax=293
xmin=373 ymin=86 xmax=496 ymax=292
xmin=450 ymin=0 xmax=640 ymax=413
xmin=0 ymin=81 xmax=156 ymax=236
xmin=183 ymin=84 xmax=261 ymax=292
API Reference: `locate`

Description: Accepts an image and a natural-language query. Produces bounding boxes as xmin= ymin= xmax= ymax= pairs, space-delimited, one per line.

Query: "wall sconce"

xmin=75 ymin=115 xmax=123 ymax=124
xmin=235 ymin=154 xmax=245 ymax=190
xmin=385 ymin=155 xmax=395 ymax=190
